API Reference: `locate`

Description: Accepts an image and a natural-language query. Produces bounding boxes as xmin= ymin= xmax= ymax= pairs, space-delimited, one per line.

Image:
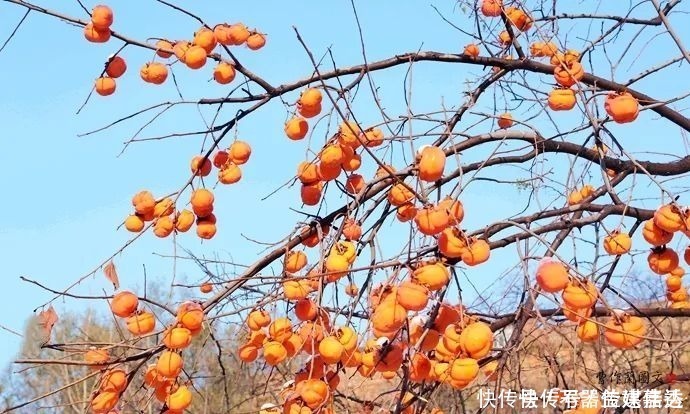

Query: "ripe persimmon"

xmin=227 ymin=23 xmax=251 ymax=45
xmin=140 ymin=62 xmax=168 ymax=84
xmin=91 ymin=5 xmax=113 ymax=30
xmin=229 ymin=141 xmax=251 ymax=165
xmin=298 ymin=102 xmax=322 ymax=118
xmin=174 ymin=209 xmax=195 ymax=232
xmin=299 ymin=88 xmax=322 ymax=107
xmin=173 ymin=41 xmax=191 ymax=61
xmin=99 ymin=369 xmax=127 ymax=393
xmin=167 ymin=385 xmax=193 ymax=411
xmin=246 ymin=32 xmax=266 ymax=50
xmin=84 ymin=23 xmax=111 ymax=43
xmin=200 ymin=282 xmax=213 ymax=293
xmin=191 ymin=155 xmax=212 ymax=177
xmin=124 ymin=214 xmax=145 ymax=232
xmin=463 ymin=44 xmax=480 ymax=58
xmin=153 ymin=216 xmax=174 ymax=238
xmin=155 ymin=40 xmax=174 ymax=58
xmin=177 ymin=301 xmax=204 ymax=331
xmin=212 ymin=150 xmax=229 ymax=168
xmin=95 ymin=77 xmax=116 ymax=96
xmin=213 ymin=62 xmax=236 ymax=84
xmin=110 ymin=291 xmax=138 ymax=318
xmin=132 ymin=190 xmax=156 ymax=216
xmin=105 ymin=56 xmax=126 ymax=78
xmin=193 ymin=27 xmax=217 ymax=54
xmin=126 ymin=311 xmax=156 ymax=335
xmin=301 ymin=182 xmax=323 ymax=206
xmin=196 ymin=215 xmax=217 ymax=239
xmin=497 ymin=113 xmax=513 ymax=129
xmin=162 ymin=326 xmax=192 ymax=349
xmin=156 ymin=350 xmax=183 ymax=378
xmin=91 ymin=391 xmax=118 ymax=413
xmin=285 ymin=117 xmax=309 ymax=140
xmin=85 ymin=348 xmax=110 ymax=370
xmin=184 ymin=45 xmax=207 ymax=69
xmin=218 ymin=162 xmax=242 ymax=184
xmin=191 ymin=189 xmax=214 ymax=217
xmin=213 ymin=24 xmax=232 ymax=45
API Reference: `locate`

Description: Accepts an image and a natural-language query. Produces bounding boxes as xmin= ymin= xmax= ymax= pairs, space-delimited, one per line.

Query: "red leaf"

xmin=665 ymin=372 xmax=677 ymax=384
xmin=37 ymin=306 xmax=59 ymax=340
xmin=104 ymin=261 xmax=119 ymax=289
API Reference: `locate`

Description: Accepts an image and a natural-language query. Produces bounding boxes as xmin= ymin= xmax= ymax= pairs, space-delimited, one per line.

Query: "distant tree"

xmin=3 ymin=308 xmax=290 ymax=413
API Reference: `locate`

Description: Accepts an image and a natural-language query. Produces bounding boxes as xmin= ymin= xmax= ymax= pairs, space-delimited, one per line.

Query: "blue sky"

xmin=1 ymin=1 xmax=689 ymax=370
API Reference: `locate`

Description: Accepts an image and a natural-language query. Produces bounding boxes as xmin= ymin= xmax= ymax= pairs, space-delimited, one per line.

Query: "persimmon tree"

xmin=2 ymin=0 xmax=690 ymax=413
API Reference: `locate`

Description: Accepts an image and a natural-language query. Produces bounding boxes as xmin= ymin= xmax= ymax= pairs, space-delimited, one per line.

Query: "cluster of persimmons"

xmin=85 ymin=291 xmax=205 ymax=413
xmin=232 ymin=200 xmax=688 ymax=413
xmin=463 ymin=0 xmax=640 ymax=124
xmin=85 ymin=5 xmax=264 ymax=96
xmin=124 ymin=140 xmax=251 ymax=240
xmin=63 ymin=1 xmax=690 ymax=413
xmin=535 ymin=201 xmax=690 ymax=352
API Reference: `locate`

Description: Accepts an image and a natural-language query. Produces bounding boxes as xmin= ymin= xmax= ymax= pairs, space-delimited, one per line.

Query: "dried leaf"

xmin=37 ymin=306 xmax=58 ymax=340
xmin=666 ymin=372 xmax=678 ymax=384
xmin=104 ymin=260 xmax=119 ymax=289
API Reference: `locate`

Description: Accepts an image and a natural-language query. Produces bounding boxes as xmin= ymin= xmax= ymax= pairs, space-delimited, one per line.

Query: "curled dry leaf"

xmin=103 ymin=261 xmax=120 ymax=290
xmin=37 ymin=305 xmax=59 ymax=342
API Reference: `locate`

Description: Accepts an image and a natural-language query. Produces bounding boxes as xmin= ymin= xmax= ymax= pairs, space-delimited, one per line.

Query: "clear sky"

xmin=0 ymin=0 xmax=688 ymax=371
